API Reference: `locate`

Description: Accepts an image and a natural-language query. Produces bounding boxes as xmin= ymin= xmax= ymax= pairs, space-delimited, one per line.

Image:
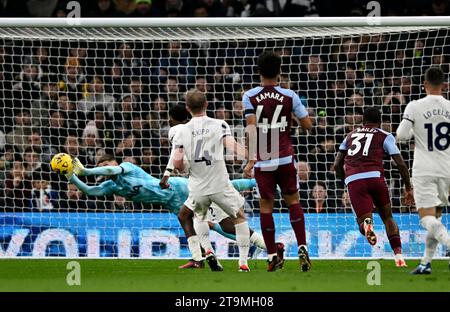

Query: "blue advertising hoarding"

xmin=0 ymin=212 xmax=448 ymax=258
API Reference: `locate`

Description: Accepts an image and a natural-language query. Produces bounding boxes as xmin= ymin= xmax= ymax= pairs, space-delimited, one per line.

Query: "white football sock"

xmin=235 ymin=221 xmax=250 ymax=266
xmin=250 ymin=231 xmax=266 ymax=250
xmin=193 ymin=217 xmax=214 ymax=253
xmin=420 ymin=215 xmax=450 ymax=248
xmin=421 ymin=231 xmax=439 ymax=265
xmin=187 ymin=235 xmax=202 ymax=261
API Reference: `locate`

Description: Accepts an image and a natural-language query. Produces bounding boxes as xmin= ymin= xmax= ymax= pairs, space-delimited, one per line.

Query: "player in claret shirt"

xmin=243 ymin=51 xmax=313 ymax=272
xmin=334 ymin=107 xmax=414 ymax=267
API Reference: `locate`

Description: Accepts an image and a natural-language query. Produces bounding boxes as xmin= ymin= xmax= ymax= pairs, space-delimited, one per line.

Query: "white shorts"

xmin=184 ymin=182 xmax=245 ymax=220
xmin=412 ymin=176 xmax=450 ymax=209
xmin=207 ymin=204 xmax=229 ymax=223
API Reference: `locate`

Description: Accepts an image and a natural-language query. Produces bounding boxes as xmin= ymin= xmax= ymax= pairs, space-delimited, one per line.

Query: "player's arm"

xmin=72 ymin=158 xmax=128 ymax=177
xmin=173 ymin=147 xmax=185 ymax=172
xmin=171 ymin=129 xmax=186 ymax=172
xmin=223 ymin=135 xmax=247 ymax=160
xmin=384 ymin=134 xmax=414 ymax=205
xmin=160 ymin=147 xmax=176 ymax=189
xmin=67 ymin=174 xmax=110 ymax=197
xmin=396 ymin=102 xmax=414 ymax=142
xmin=293 ymin=92 xmax=313 ymax=131
xmin=243 ymin=93 xmax=257 ymax=178
xmin=333 ymin=137 xmax=348 ymax=181
xmin=231 ymin=178 xmax=257 ymax=192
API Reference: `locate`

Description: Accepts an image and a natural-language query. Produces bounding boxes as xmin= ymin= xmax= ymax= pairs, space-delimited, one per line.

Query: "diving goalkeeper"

xmin=66 ymin=154 xmax=278 ymax=270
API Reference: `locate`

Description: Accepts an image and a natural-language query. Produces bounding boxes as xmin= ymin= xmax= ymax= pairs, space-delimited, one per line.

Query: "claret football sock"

xmin=260 ymin=213 xmax=276 ymax=254
xmin=289 ymin=203 xmax=306 ymax=246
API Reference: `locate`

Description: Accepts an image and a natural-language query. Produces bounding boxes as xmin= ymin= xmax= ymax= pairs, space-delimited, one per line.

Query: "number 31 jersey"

xmin=339 ymin=127 xmax=400 ymax=185
xmin=243 ymin=86 xmax=308 ymax=163
xmin=172 ymin=115 xmax=231 ymax=196
xmin=402 ymin=95 xmax=450 ymax=178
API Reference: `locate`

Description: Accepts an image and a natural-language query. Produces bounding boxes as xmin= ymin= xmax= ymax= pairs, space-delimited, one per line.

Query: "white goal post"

xmin=0 ymin=17 xmax=449 ymax=259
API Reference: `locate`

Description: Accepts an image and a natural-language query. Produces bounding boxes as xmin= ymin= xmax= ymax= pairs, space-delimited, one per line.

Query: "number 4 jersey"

xmin=172 ymin=115 xmax=232 ymax=197
xmin=339 ymin=127 xmax=400 ymax=185
xmin=402 ymin=95 xmax=450 ymax=178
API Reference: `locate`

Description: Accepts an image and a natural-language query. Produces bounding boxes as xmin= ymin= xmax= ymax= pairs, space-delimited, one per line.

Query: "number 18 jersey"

xmin=402 ymin=95 xmax=450 ymax=178
xmin=339 ymin=126 xmax=400 ymax=185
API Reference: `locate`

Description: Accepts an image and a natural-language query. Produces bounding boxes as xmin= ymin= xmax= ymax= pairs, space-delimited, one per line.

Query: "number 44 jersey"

xmin=172 ymin=115 xmax=232 ymax=197
xmin=243 ymin=86 xmax=308 ymax=164
xmin=339 ymin=127 xmax=401 ymax=185
xmin=402 ymin=95 xmax=450 ymax=178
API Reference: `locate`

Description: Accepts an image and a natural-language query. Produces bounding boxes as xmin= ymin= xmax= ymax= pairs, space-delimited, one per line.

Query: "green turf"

xmin=0 ymin=259 xmax=449 ymax=292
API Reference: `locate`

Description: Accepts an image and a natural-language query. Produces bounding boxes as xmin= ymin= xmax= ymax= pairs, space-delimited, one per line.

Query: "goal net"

xmin=0 ymin=18 xmax=449 ymax=259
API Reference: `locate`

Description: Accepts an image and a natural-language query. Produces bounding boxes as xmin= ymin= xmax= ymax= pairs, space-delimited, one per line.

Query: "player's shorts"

xmin=184 ymin=181 xmax=245 ymax=219
xmin=347 ymin=177 xmax=390 ymax=219
xmin=412 ymin=176 xmax=450 ymax=209
xmin=206 ymin=204 xmax=229 ymax=223
xmin=254 ymin=160 xmax=298 ymax=199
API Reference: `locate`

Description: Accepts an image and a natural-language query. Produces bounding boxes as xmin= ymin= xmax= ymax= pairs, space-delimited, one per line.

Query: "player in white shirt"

xmin=397 ymin=67 xmax=450 ymax=274
xmin=172 ymin=89 xmax=252 ymax=272
xmin=160 ymin=105 xmax=269 ymax=270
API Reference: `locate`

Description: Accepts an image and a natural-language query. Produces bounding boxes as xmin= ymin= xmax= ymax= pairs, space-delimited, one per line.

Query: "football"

xmin=50 ymin=153 xmax=73 ymax=175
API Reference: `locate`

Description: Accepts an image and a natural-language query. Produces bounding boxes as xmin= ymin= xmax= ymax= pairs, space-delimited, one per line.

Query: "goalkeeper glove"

xmin=72 ymin=157 xmax=86 ymax=176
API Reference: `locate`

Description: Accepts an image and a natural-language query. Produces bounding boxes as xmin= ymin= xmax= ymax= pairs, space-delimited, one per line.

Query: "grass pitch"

xmin=0 ymin=259 xmax=449 ymax=292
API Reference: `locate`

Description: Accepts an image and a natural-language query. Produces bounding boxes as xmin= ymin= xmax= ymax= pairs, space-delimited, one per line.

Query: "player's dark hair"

xmin=186 ymin=89 xmax=206 ymax=114
xmin=425 ymin=66 xmax=445 ymax=87
xmin=258 ymin=51 xmax=281 ymax=79
xmin=169 ymin=104 xmax=189 ymax=122
xmin=363 ymin=107 xmax=382 ymax=125
xmin=97 ymin=153 xmax=116 ymax=165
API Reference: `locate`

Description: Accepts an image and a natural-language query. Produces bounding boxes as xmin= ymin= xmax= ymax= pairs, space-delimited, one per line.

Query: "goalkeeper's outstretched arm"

xmin=68 ymin=174 xmax=108 ymax=197
xmin=72 ymin=157 xmax=127 ymax=177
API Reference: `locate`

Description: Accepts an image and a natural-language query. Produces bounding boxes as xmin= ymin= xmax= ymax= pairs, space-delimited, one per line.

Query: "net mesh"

xmin=0 ymin=24 xmax=449 ymax=258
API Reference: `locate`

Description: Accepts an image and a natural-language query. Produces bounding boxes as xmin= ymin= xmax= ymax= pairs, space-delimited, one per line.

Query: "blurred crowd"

xmin=1 ymin=0 xmax=450 ymax=18
xmin=0 ymin=27 xmax=449 ymax=214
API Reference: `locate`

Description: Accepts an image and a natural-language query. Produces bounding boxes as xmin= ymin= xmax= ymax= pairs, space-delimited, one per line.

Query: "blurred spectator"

xmin=13 ymin=61 xmax=42 ymax=105
xmin=82 ymin=121 xmax=102 ymax=167
xmin=6 ymin=109 xmax=32 ymax=153
xmin=155 ymin=41 xmax=195 ymax=84
xmin=297 ymin=161 xmax=315 ymax=209
xmin=23 ymin=147 xmax=49 ymax=180
xmin=31 ymin=74 xmax=58 ymax=127
xmin=200 ymin=0 xmax=226 ymax=16
xmin=58 ymin=57 xmax=88 ymax=103
xmin=78 ymin=76 xmax=115 ymax=115
xmin=88 ymin=0 xmax=126 ymax=17
xmin=116 ymin=42 xmax=151 ymax=78
xmin=129 ymin=0 xmax=164 ymax=17
xmin=164 ymin=76 xmax=183 ymax=107
xmin=59 ymin=182 xmax=96 ymax=211
xmin=308 ymin=181 xmax=335 ymax=213
xmin=149 ymin=96 xmax=170 ymax=138
xmin=193 ymin=4 xmax=209 ymax=17
xmin=29 ymin=170 xmax=58 ymax=211
xmin=4 ymin=161 xmax=31 ymax=210
xmin=28 ymin=128 xmax=53 ymax=164
xmin=429 ymin=0 xmax=450 ymax=15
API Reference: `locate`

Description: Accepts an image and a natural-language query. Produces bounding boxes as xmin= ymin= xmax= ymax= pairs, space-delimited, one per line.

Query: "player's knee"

xmin=420 ymin=215 xmax=438 ymax=231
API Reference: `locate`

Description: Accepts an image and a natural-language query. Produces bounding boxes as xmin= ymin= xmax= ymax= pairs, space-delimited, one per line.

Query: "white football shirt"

xmin=172 ymin=115 xmax=231 ymax=196
xmin=403 ymin=95 xmax=450 ymax=177
xmin=165 ymin=124 xmax=186 ymax=173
